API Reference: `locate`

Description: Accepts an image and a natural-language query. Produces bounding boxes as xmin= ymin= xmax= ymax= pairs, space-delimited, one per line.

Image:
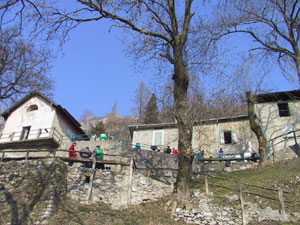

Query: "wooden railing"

xmin=0 ymin=127 xmax=63 ymax=145
xmin=202 ymin=174 xmax=295 ymax=225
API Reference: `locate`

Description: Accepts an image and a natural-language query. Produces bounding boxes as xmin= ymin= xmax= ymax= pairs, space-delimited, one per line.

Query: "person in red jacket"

xmin=68 ymin=142 xmax=77 ymax=166
xmin=172 ymin=148 xmax=179 ymax=155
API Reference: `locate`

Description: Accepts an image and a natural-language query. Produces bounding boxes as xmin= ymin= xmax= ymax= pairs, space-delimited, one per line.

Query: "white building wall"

xmin=52 ymin=112 xmax=81 ymax=142
xmin=193 ymin=119 xmax=257 ymax=157
xmin=1 ymin=96 xmax=55 ymax=142
xmin=132 ymin=127 xmax=178 ymax=151
xmin=255 ymin=101 xmax=300 ymax=153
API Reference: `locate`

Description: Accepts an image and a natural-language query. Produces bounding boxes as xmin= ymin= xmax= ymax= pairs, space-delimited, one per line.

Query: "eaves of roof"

xmin=128 ymin=115 xmax=249 ymax=131
xmin=255 ymin=89 xmax=300 ymax=103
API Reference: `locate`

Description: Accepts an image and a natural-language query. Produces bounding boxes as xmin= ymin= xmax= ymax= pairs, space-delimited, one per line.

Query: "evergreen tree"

xmin=144 ymin=93 xmax=160 ymax=124
xmin=91 ymin=121 xmax=106 ymax=137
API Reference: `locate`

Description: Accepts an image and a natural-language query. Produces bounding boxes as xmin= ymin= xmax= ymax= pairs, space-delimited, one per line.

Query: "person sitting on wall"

xmin=80 ymin=147 xmax=92 ymax=167
xmin=165 ymin=146 xmax=172 ymax=154
xmin=151 ymin=145 xmax=157 ymax=151
xmin=218 ymin=148 xmax=224 ymax=159
xmin=94 ymin=145 xmax=104 ymax=169
xmin=135 ymin=143 xmax=141 ymax=150
xmin=172 ymin=148 xmax=179 ymax=155
xmin=100 ymin=133 xmax=107 ymax=140
xmin=201 ymin=150 xmax=205 ymax=158
xmin=68 ymin=142 xmax=77 ymax=166
xmin=196 ymin=152 xmax=202 ymax=163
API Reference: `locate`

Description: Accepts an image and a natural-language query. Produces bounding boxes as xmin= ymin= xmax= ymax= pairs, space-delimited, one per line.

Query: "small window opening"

xmin=27 ymin=104 xmax=38 ymax=112
xmin=224 ymin=131 xmax=232 ymax=144
xmin=278 ymin=103 xmax=290 ymax=117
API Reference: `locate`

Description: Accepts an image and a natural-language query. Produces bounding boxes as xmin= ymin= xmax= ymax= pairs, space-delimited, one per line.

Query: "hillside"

xmin=0 ymin=158 xmax=300 ymax=225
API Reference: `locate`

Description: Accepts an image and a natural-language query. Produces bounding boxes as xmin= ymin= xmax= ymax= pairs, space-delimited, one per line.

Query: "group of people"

xmin=164 ymin=146 xmax=179 ymax=155
xmin=68 ymin=142 xmax=104 ymax=168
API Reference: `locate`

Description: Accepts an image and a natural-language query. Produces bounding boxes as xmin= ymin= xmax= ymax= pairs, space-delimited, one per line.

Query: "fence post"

xmin=238 ymin=182 xmax=246 ymax=225
xmin=127 ymin=158 xmax=134 ymax=206
xmin=278 ymin=188 xmax=285 ymax=214
xmin=147 ymin=169 xmax=151 ymax=177
xmin=1 ymin=152 xmax=5 ymax=162
xmin=52 ymin=149 xmax=57 ymax=159
xmin=205 ymin=175 xmax=209 ymax=194
xmin=87 ymin=153 xmax=97 ymax=202
xmin=10 ymin=132 xmax=14 ymax=141
xmin=25 ymin=151 xmax=29 ymax=162
xmin=37 ymin=129 xmax=42 ymax=139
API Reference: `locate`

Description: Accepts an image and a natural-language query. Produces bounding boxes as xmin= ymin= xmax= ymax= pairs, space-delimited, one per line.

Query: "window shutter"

xmin=154 ymin=131 xmax=163 ymax=145
xmin=231 ymin=130 xmax=237 ymax=144
xmin=191 ymin=135 xmax=195 ymax=148
xmin=219 ymin=131 xmax=224 ymax=144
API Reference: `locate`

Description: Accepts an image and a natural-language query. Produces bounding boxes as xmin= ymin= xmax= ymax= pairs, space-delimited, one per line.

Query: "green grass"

xmin=192 ymin=158 xmax=300 ymax=214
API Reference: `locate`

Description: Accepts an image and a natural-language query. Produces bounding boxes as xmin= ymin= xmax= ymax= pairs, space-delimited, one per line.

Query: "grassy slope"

xmin=192 ymin=158 xmax=300 ymax=221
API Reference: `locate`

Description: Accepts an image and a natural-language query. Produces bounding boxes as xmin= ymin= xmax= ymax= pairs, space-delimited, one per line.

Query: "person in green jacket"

xmin=94 ymin=145 xmax=104 ymax=169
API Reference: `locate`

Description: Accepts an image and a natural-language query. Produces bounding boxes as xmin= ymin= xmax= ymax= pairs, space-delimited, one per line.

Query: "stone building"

xmin=129 ymin=90 xmax=300 ymax=159
xmin=129 ymin=115 xmax=257 ymax=157
xmin=255 ymin=90 xmax=300 ymax=159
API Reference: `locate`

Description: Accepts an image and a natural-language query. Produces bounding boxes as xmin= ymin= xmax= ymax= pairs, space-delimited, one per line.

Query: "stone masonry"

xmin=66 ymin=162 xmax=172 ymax=209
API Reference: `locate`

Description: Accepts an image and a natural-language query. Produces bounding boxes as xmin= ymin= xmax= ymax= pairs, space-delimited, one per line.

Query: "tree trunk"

xmin=294 ymin=55 xmax=300 ymax=86
xmin=173 ymin=48 xmax=194 ymax=207
xmin=246 ymin=92 xmax=269 ymax=167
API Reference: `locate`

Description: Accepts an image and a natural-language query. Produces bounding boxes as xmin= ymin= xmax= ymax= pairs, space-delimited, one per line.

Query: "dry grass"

xmin=49 ymin=195 xmax=184 ymax=225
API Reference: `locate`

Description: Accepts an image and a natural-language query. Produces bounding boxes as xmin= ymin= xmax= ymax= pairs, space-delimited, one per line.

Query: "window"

xmin=278 ymin=103 xmax=290 ymax=117
xmin=153 ymin=131 xmax=164 ymax=146
xmin=27 ymin=104 xmax=38 ymax=112
xmin=224 ymin=131 xmax=232 ymax=144
xmin=20 ymin=126 xmax=31 ymax=140
xmin=219 ymin=130 xmax=236 ymax=145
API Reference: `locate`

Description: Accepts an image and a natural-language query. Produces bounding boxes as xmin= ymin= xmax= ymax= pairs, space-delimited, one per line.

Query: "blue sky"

xmin=51 ymin=21 xmax=154 ymax=120
xmin=48 ymin=5 xmax=297 ymax=122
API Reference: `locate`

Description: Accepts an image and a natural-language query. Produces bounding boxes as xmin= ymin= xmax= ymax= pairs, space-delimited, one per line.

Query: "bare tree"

xmin=132 ymin=80 xmax=151 ymax=123
xmin=0 ymin=27 xmax=53 ymax=106
xmin=215 ymin=0 xmax=300 ymax=86
xmin=0 ymin=0 xmax=46 ymax=34
xmin=105 ymin=102 xmax=122 ymax=138
xmin=79 ymin=109 xmax=94 ymax=134
xmin=79 ymin=108 xmax=94 ymax=121
xmin=45 ymin=0 xmax=211 ymax=206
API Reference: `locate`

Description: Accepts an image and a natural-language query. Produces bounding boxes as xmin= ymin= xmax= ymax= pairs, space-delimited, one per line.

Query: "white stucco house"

xmin=0 ymin=91 xmax=85 ymax=150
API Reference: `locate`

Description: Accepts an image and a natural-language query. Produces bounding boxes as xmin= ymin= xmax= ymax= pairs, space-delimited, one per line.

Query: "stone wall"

xmin=66 ymin=162 xmax=172 ymax=209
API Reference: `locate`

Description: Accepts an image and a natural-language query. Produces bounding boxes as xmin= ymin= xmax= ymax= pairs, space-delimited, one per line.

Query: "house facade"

xmin=0 ymin=91 xmax=84 ymax=150
xmin=129 ymin=90 xmax=300 ymax=159
xmin=129 ymin=115 xmax=258 ymax=157
xmin=255 ymin=90 xmax=300 ymax=158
